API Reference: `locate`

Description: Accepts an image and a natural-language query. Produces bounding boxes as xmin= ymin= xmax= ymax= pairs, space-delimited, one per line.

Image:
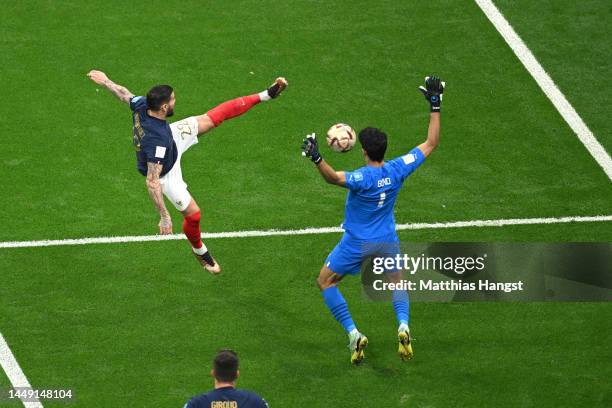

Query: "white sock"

xmin=192 ymin=242 xmax=208 ymax=256
xmin=398 ymin=323 xmax=409 ymax=333
xmin=258 ymin=90 xmax=271 ymax=102
xmin=348 ymin=328 xmax=360 ymax=341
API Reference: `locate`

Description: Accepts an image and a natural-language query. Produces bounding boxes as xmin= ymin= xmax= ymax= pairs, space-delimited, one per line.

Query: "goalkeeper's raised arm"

xmin=300 ymin=75 xmax=445 ymax=187
xmin=416 ymin=76 xmax=445 ymax=157
xmin=301 ymin=133 xmax=347 ymax=186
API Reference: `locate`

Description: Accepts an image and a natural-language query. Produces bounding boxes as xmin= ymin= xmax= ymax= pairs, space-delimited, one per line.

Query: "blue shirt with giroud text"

xmin=184 ymin=387 xmax=269 ymax=408
xmin=342 ymin=147 xmax=426 ymax=240
xmin=129 ymin=96 xmax=177 ymax=177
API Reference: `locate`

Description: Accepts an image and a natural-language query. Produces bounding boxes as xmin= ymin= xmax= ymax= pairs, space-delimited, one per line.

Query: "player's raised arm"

xmin=301 ymin=133 xmax=346 ymax=186
xmin=145 ymin=162 xmax=173 ymax=235
xmin=416 ymin=76 xmax=445 ymax=157
xmin=87 ymin=70 xmax=134 ymax=104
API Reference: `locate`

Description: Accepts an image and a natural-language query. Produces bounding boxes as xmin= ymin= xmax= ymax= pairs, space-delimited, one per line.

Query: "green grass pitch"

xmin=1 ymin=0 xmax=611 ymax=407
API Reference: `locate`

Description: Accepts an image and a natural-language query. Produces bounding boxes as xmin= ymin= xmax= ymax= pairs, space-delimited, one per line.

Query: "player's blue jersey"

xmin=184 ymin=386 xmax=269 ymax=408
xmin=129 ymin=96 xmax=177 ymax=177
xmin=342 ymin=147 xmax=425 ymax=240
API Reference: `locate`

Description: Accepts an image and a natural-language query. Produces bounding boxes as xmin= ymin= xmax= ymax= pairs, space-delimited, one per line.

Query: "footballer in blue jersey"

xmin=87 ymin=70 xmax=287 ymax=274
xmin=301 ymin=76 xmax=445 ymax=364
xmin=184 ymin=350 xmax=269 ymax=408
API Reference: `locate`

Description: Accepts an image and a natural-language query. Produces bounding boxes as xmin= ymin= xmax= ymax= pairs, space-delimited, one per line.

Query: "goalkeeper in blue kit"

xmin=301 ymin=76 xmax=445 ymax=364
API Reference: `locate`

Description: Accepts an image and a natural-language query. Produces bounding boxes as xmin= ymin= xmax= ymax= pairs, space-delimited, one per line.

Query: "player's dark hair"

xmin=358 ymin=127 xmax=387 ymax=162
xmin=146 ymin=85 xmax=173 ymax=111
xmin=213 ymin=349 xmax=239 ymax=382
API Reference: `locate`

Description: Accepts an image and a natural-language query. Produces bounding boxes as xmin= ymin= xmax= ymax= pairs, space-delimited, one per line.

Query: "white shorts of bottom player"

xmin=159 ymin=116 xmax=199 ymax=212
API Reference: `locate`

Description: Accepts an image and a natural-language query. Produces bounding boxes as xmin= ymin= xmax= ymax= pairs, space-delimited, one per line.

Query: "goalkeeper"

xmin=301 ymin=76 xmax=445 ymax=364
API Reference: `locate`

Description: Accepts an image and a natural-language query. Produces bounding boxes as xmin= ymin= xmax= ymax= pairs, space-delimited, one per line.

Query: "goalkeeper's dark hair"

xmin=213 ymin=349 xmax=239 ymax=382
xmin=358 ymin=127 xmax=387 ymax=162
xmin=146 ymin=85 xmax=173 ymax=111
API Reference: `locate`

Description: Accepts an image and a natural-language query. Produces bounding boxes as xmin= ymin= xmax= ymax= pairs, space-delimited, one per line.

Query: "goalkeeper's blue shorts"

xmin=325 ymin=232 xmax=400 ymax=276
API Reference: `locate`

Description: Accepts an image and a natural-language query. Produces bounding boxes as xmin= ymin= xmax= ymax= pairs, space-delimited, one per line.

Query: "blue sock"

xmin=322 ymin=286 xmax=356 ymax=333
xmin=392 ymin=289 xmax=410 ymax=326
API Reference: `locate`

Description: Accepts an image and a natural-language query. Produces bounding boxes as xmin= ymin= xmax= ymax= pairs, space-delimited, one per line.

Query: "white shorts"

xmin=160 ymin=116 xmax=199 ymax=212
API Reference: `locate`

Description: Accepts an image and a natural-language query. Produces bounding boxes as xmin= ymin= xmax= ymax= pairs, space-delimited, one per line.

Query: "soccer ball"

xmin=326 ymin=123 xmax=356 ymax=153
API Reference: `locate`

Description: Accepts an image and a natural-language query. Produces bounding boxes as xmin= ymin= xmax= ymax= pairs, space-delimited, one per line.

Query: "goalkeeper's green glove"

xmin=301 ymin=133 xmax=322 ymax=165
xmin=419 ymin=76 xmax=445 ymax=112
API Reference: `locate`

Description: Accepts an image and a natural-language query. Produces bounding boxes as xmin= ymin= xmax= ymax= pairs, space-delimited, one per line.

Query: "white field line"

xmin=0 ymin=333 xmax=43 ymax=408
xmin=0 ymin=215 xmax=610 ymax=249
xmin=475 ymin=0 xmax=612 ymax=181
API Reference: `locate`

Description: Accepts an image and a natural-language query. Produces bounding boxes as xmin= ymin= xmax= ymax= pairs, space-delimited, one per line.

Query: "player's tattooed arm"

xmin=104 ymin=79 xmax=135 ymax=103
xmin=146 ymin=162 xmax=172 ymax=235
xmin=87 ymin=70 xmax=134 ymax=103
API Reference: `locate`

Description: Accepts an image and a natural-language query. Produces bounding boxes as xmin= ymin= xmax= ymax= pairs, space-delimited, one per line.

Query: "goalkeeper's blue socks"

xmin=322 ymin=286 xmax=357 ymax=333
xmin=392 ymin=289 xmax=410 ymax=328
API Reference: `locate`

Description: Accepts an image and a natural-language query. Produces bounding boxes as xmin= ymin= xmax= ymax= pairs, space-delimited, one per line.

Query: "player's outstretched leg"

xmin=182 ymin=199 xmax=221 ymax=274
xmin=205 ymin=77 xmax=288 ymax=127
xmin=389 ymin=272 xmax=413 ymax=360
xmin=317 ymin=265 xmax=368 ymax=365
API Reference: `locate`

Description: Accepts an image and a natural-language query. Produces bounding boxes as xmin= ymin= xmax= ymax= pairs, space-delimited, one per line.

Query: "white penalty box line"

xmin=475 ymin=0 xmax=612 ymax=181
xmin=0 ymin=215 xmax=610 ymax=249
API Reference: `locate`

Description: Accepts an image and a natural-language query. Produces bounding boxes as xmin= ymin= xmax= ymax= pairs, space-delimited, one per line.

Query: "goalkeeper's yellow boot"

xmin=398 ymin=329 xmax=414 ymax=361
xmin=348 ymin=331 xmax=368 ymax=365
